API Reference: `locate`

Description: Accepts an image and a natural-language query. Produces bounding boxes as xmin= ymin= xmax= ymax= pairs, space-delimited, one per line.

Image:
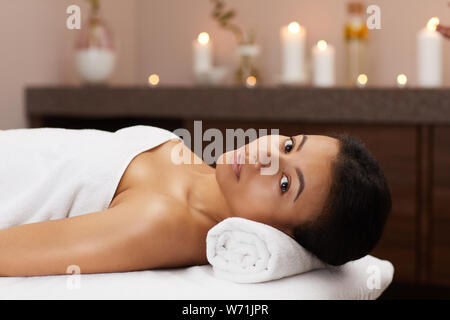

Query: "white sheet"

xmin=0 ymin=255 xmax=394 ymax=300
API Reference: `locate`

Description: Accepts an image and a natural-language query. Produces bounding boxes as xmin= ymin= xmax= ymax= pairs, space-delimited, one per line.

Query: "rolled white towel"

xmin=206 ymin=217 xmax=327 ymax=283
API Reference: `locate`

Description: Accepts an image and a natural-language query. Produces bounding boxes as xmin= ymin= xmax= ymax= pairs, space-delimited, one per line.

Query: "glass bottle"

xmin=234 ymin=32 xmax=261 ymax=87
xmin=235 ymin=43 xmax=261 ymax=87
xmin=75 ymin=0 xmax=116 ymax=84
xmin=344 ymin=2 xmax=369 ymax=86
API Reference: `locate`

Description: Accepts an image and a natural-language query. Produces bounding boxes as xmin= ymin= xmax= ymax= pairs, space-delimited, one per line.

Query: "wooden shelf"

xmin=26 ymin=86 xmax=450 ymax=125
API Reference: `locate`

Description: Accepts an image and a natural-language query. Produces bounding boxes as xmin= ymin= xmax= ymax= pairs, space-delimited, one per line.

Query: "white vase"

xmin=74 ymin=3 xmax=116 ymax=85
xmin=76 ymin=48 xmax=116 ymax=84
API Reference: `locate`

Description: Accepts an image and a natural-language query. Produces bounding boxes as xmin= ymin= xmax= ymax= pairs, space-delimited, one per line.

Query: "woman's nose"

xmin=255 ymin=150 xmax=273 ymax=168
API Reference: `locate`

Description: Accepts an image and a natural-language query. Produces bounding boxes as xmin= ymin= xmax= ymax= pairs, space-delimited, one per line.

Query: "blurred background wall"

xmin=0 ymin=0 xmax=449 ymax=129
xmin=0 ymin=0 xmax=139 ymax=129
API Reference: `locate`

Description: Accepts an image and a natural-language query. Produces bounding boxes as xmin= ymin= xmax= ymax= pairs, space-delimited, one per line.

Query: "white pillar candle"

xmin=280 ymin=22 xmax=306 ymax=84
xmin=312 ymin=40 xmax=335 ymax=87
xmin=193 ymin=32 xmax=212 ymax=73
xmin=417 ymin=17 xmax=443 ymax=87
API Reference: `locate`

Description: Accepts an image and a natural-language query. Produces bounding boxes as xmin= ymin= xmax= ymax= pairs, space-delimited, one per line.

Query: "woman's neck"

xmin=187 ymin=168 xmax=234 ymax=225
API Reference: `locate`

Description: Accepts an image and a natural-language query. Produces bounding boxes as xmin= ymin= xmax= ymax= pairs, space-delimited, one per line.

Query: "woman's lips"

xmin=232 ymin=149 xmax=242 ymax=180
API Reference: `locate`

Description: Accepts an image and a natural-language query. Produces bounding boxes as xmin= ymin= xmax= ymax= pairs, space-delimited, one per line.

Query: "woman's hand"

xmin=437 ymin=2 xmax=450 ymax=39
xmin=437 ymin=24 xmax=450 ymax=39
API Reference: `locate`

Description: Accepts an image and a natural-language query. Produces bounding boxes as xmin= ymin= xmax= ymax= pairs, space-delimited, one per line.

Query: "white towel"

xmin=0 ymin=125 xmax=180 ymax=229
xmin=206 ymin=217 xmax=326 ymax=283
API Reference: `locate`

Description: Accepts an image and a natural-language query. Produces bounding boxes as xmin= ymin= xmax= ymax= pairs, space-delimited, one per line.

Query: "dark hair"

xmin=293 ymin=133 xmax=391 ymax=266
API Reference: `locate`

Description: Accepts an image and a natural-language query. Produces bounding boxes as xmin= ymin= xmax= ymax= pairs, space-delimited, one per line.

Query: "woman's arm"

xmin=0 ymin=193 xmax=200 ymax=276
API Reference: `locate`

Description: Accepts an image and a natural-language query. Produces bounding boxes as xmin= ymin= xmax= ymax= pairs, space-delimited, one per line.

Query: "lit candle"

xmin=245 ymin=75 xmax=257 ymax=88
xmin=193 ymin=32 xmax=212 ymax=73
xmin=356 ymin=74 xmax=368 ymax=88
xmin=396 ymin=74 xmax=407 ymax=88
xmin=417 ymin=17 xmax=442 ymax=87
xmin=312 ymin=40 xmax=335 ymax=87
xmin=148 ymin=74 xmax=160 ymax=86
xmin=280 ymin=22 xmax=306 ymax=84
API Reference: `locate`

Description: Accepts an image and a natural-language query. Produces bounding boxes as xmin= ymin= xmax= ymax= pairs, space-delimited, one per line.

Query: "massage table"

xmin=0 ymin=255 xmax=393 ymax=300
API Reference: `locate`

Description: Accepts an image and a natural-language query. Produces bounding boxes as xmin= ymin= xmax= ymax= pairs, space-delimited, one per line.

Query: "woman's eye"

xmin=280 ymin=174 xmax=290 ymax=193
xmin=284 ymin=138 xmax=294 ymax=153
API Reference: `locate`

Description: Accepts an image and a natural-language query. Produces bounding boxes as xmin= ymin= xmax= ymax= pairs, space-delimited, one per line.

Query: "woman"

xmin=436 ymin=2 xmax=450 ymax=39
xmin=0 ymin=125 xmax=391 ymax=276
xmin=437 ymin=24 xmax=450 ymax=39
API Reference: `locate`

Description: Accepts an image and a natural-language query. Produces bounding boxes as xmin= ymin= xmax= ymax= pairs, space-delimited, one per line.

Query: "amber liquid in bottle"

xmin=344 ymin=2 xmax=369 ymax=86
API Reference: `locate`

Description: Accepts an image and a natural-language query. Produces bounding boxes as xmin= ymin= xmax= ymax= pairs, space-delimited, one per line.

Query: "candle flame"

xmin=288 ymin=22 xmax=300 ymax=34
xmin=246 ymin=76 xmax=257 ymax=87
xmin=198 ymin=32 xmax=210 ymax=45
xmin=397 ymin=74 xmax=407 ymax=87
xmin=426 ymin=17 xmax=440 ymax=31
xmin=357 ymin=74 xmax=368 ymax=87
xmin=148 ymin=74 xmax=160 ymax=86
xmin=317 ymin=40 xmax=328 ymax=51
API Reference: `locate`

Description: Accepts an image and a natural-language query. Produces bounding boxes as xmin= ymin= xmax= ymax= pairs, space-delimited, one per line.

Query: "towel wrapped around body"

xmin=206 ymin=217 xmax=326 ymax=283
xmin=0 ymin=125 xmax=180 ymax=230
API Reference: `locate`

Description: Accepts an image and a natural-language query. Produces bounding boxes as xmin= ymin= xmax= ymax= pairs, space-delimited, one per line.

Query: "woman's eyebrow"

xmin=294 ymin=168 xmax=305 ymax=203
xmin=296 ymin=134 xmax=308 ymax=152
xmin=293 ymin=135 xmax=307 ymax=202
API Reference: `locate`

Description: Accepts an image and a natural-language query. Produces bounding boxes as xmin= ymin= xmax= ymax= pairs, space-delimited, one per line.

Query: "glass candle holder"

xmin=235 ymin=43 xmax=261 ymax=87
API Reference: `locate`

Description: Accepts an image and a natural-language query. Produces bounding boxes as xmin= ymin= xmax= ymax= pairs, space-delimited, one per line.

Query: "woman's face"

xmin=215 ymin=134 xmax=339 ymax=236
